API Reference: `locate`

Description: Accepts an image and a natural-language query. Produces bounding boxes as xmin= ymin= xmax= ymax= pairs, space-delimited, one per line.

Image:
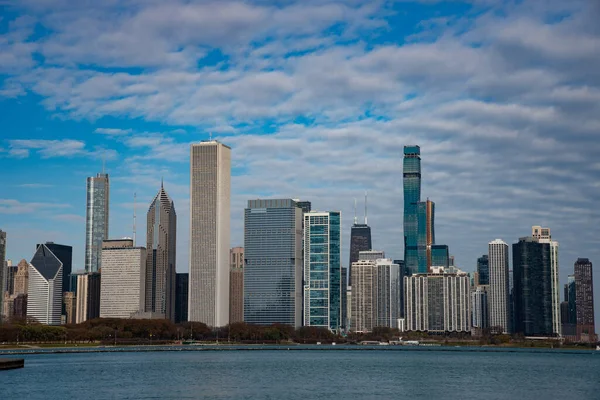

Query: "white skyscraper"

xmin=488 ymin=239 xmax=510 ymax=334
xmin=27 ymin=244 xmax=63 ymax=325
xmin=189 ymin=141 xmax=231 ymax=327
xmin=375 ymin=259 xmax=401 ymax=329
xmin=100 ymin=239 xmax=147 ymax=319
xmin=531 ymin=225 xmax=560 ymax=336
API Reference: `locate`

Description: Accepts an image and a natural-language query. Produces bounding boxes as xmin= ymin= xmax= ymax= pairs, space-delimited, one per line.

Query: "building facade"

xmin=403 ymin=146 xmax=421 ymax=275
xmin=4 ymin=260 xmax=17 ymax=296
xmin=229 ymin=247 xmax=244 ymax=323
xmin=532 ymin=226 xmax=560 ymax=336
xmin=175 ymin=273 xmax=189 ymax=323
xmin=375 ymin=259 xmax=401 ymax=329
xmin=303 ymin=211 xmax=342 ymax=332
xmin=189 ymin=141 xmax=231 ymax=327
xmin=244 ymin=199 xmax=303 ymax=327
xmin=477 ymin=255 xmax=489 ymax=286
xmin=27 ymin=244 xmax=63 ymax=325
xmin=64 ymin=291 xmax=77 ymax=324
xmin=85 ymin=172 xmax=110 ymax=273
xmin=488 ymin=239 xmax=511 ymax=334
xmin=472 ymin=285 xmax=489 ymax=330
xmin=351 ymin=259 xmax=377 ymax=333
xmin=145 ymin=184 xmax=177 ymax=321
xmin=513 ymin=237 xmax=553 ymax=336
xmin=76 ymin=272 xmax=101 ymax=323
xmin=100 ymin=240 xmax=146 ymax=319
xmin=574 ymin=258 xmax=595 ymax=342
xmin=348 ymin=224 xmax=371 ymax=286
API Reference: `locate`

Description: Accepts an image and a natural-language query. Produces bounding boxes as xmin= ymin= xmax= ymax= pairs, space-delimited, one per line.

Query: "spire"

xmin=161 ymin=177 xmax=164 ymax=189
xmin=353 ymin=198 xmax=357 ymax=225
xmin=364 ymin=191 xmax=368 ymax=225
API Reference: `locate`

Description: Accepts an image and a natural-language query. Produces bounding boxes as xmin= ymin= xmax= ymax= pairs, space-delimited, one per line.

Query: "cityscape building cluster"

xmin=0 ymin=142 xmax=596 ymax=343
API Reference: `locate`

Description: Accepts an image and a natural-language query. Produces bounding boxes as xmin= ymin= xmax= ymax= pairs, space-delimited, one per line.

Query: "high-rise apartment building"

xmin=574 ymin=258 xmax=595 ymax=342
xmin=175 ymin=273 xmax=189 ymax=323
xmin=375 ymin=259 xmax=401 ymax=329
xmin=229 ymin=247 xmax=244 ymax=323
xmin=145 ymin=184 xmax=177 ymax=321
xmin=244 ymin=199 xmax=303 ymax=327
xmin=405 ymin=270 xmax=471 ymax=333
xmin=488 ymin=239 xmax=510 ymax=334
xmin=27 ymin=244 xmax=63 ymax=325
xmin=0 ymin=230 xmax=6 ymax=322
xmin=472 ymin=285 xmax=489 ymax=330
xmin=531 ymin=226 xmax=560 ymax=336
xmin=76 ymin=272 xmax=101 ymax=323
xmin=100 ymin=239 xmax=146 ymax=319
xmin=477 ymin=255 xmax=489 ymax=286
xmin=513 ymin=237 xmax=553 ymax=336
xmin=403 ymin=146 xmax=421 ymax=275
xmin=303 ymin=211 xmax=342 ymax=332
xmin=189 ymin=141 xmax=230 ymax=327
xmin=351 ymin=259 xmax=377 ymax=333
xmin=85 ymin=172 xmax=109 ymax=273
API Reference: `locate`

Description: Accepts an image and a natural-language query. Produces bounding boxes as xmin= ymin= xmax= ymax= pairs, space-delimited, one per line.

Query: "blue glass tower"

xmin=403 ymin=146 xmax=421 ymax=275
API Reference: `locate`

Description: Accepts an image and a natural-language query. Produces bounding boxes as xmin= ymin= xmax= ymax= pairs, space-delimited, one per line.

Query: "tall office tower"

xmin=175 ymin=273 xmax=189 ymax=323
xmin=488 ymin=239 xmax=511 ymax=334
xmin=63 ymin=292 xmax=76 ymax=324
xmin=85 ymin=172 xmax=110 ymax=273
xmin=351 ymin=259 xmax=377 ymax=333
xmin=375 ymin=259 xmax=401 ymax=329
xmin=303 ymin=211 xmax=342 ymax=332
xmin=244 ymin=199 xmax=303 ymax=327
xmin=0 ymin=230 xmax=5 ymax=321
xmin=403 ymin=146 xmax=421 ymax=275
xmin=27 ymin=244 xmax=63 ymax=325
xmin=477 ymin=255 xmax=489 ymax=285
xmin=531 ymin=226 xmax=560 ymax=336
xmin=37 ymin=242 xmax=73 ymax=293
xmin=189 ymin=141 xmax=231 ymax=327
xmin=416 ymin=199 xmax=435 ymax=272
xmin=513 ymin=237 xmax=553 ymax=336
xmin=76 ymin=272 xmax=101 ymax=323
xmin=574 ymin=258 xmax=595 ymax=342
xmin=472 ymin=285 xmax=489 ymax=331
xmin=561 ymin=275 xmax=577 ymax=337
xmin=229 ymin=247 xmax=244 ymax=323
xmin=145 ymin=184 xmax=177 ymax=322
xmin=359 ymin=250 xmax=385 ymax=261
xmin=100 ymin=239 xmax=147 ymax=319
xmin=348 ymin=200 xmax=372 ymax=286
xmin=4 ymin=260 xmax=17 ymax=295
xmin=405 ymin=271 xmax=471 ymax=333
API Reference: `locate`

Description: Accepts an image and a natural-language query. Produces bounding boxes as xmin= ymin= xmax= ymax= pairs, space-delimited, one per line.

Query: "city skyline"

xmin=1 ymin=0 xmax=599 ymax=327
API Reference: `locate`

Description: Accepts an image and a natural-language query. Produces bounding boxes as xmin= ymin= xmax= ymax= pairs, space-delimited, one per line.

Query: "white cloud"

xmin=5 ymin=139 xmax=118 ymax=160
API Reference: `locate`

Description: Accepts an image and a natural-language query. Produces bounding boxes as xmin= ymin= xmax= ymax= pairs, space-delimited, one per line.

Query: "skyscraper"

xmin=85 ymin=172 xmax=109 ymax=273
xmin=488 ymin=239 xmax=510 ymax=334
xmin=348 ymin=198 xmax=372 ymax=286
xmin=100 ymin=239 xmax=146 ymax=319
xmin=513 ymin=237 xmax=553 ymax=336
xmin=76 ymin=272 xmax=101 ymax=323
xmin=37 ymin=242 xmax=72 ymax=293
xmin=189 ymin=141 xmax=231 ymax=327
xmin=472 ymin=285 xmax=489 ymax=331
xmin=351 ymin=259 xmax=377 ymax=333
xmin=63 ymin=292 xmax=76 ymax=324
xmin=477 ymin=255 xmax=489 ymax=285
xmin=4 ymin=260 xmax=17 ymax=296
xmin=561 ymin=274 xmax=577 ymax=337
xmin=175 ymin=273 xmax=189 ymax=324
xmin=531 ymin=226 xmax=560 ymax=337
xmin=145 ymin=184 xmax=177 ymax=321
xmin=229 ymin=247 xmax=244 ymax=323
xmin=574 ymin=258 xmax=595 ymax=342
xmin=403 ymin=146 xmax=421 ymax=275
xmin=303 ymin=211 xmax=342 ymax=332
xmin=27 ymin=244 xmax=63 ymax=325
xmin=0 ymin=230 xmax=6 ymax=322
xmin=416 ymin=199 xmax=435 ymax=272
xmin=244 ymin=199 xmax=303 ymax=327
xmin=375 ymin=259 xmax=401 ymax=329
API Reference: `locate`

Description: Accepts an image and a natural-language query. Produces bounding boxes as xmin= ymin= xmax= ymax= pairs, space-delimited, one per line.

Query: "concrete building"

xmin=244 ymin=199 xmax=303 ymax=327
xmin=303 ymin=211 xmax=342 ymax=332
xmin=85 ymin=172 xmax=110 ymax=273
xmin=405 ymin=270 xmax=471 ymax=333
xmin=574 ymin=258 xmax=595 ymax=342
xmin=145 ymin=184 xmax=177 ymax=322
xmin=64 ymin=291 xmax=77 ymax=324
xmin=375 ymin=259 xmax=401 ymax=329
xmin=488 ymin=239 xmax=511 ymax=334
xmin=472 ymin=285 xmax=489 ymax=331
xmin=351 ymin=259 xmax=377 ymax=333
xmin=27 ymin=244 xmax=63 ymax=325
xmin=175 ymin=273 xmax=189 ymax=323
xmin=189 ymin=141 xmax=231 ymax=327
xmin=100 ymin=240 xmax=146 ymax=319
xmin=229 ymin=247 xmax=244 ymax=323
xmin=532 ymin=226 xmax=560 ymax=336
xmin=76 ymin=272 xmax=101 ymax=323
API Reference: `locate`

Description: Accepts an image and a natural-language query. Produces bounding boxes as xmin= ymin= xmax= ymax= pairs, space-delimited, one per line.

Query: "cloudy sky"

xmin=1 ymin=1 xmax=599 ymax=323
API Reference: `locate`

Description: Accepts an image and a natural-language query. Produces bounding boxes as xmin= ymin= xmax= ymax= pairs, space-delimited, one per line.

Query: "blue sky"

xmin=1 ymin=0 xmax=600 ymax=324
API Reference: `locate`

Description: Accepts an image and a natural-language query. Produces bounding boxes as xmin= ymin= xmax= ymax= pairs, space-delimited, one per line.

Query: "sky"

xmin=1 ymin=0 xmax=599 ymax=325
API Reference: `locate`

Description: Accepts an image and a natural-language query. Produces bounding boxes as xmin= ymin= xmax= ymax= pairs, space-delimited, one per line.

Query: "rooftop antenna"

xmin=353 ymin=198 xmax=357 ymax=225
xmin=133 ymin=192 xmax=137 ymax=246
xmin=161 ymin=176 xmax=164 ymax=189
xmin=364 ymin=191 xmax=368 ymax=225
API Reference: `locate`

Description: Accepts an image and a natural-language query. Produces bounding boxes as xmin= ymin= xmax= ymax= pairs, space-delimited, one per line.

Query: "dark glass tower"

xmin=348 ymin=225 xmax=372 ymax=285
xmin=37 ymin=242 xmax=72 ymax=293
xmin=175 ymin=273 xmax=189 ymax=324
xmin=574 ymin=258 xmax=595 ymax=341
xmin=477 ymin=255 xmax=489 ymax=285
xmin=403 ymin=146 xmax=421 ymax=275
xmin=512 ymin=237 xmax=553 ymax=336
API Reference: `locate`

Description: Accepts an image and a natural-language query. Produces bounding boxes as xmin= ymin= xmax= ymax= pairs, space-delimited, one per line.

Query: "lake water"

xmin=2 ymin=347 xmax=600 ymax=399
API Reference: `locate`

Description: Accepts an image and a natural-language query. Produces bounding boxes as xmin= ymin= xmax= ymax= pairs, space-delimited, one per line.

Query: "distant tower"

xmin=403 ymin=146 xmax=421 ymax=275
xmin=488 ymin=239 xmax=510 ymax=334
xmin=229 ymin=247 xmax=244 ymax=323
xmin=477 ymin=255 xmax=489 ymax=285
xmin=85 ymin=172 xmax=109 ymax=272
xmin=145 ymin=183 xmax=177 ymax=321
xmin=189 ymin=141 xmax=231 ymax=327
xmin=574 ymin=258 xmax=595 ymax=342
xmin=531 ymin=226 xmax=560 ymax=337
xmin=349 ymin=196 xmax=372 ymax=285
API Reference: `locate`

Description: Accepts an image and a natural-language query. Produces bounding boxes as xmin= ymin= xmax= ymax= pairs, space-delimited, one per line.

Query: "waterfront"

xmin=2 ymin=347 xmax=599 ymax=399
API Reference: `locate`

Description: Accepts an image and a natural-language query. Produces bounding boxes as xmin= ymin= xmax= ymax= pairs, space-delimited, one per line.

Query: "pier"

xmin=0 ymin=358 xmax=25 ymax=370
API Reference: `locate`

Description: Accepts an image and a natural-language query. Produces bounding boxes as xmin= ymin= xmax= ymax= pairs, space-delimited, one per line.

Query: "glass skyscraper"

xmin=477 ymin=255 xmax=490 ymax=285
xmin=403 ymin=146 xmax=421 ymax=275
xmin=85 ymin=172 xmax=109 ymax=273
xmin=244 ymin=199 xmax=303 ymax=327
xmin=303 ymin=211 xmax=341 ymax=332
